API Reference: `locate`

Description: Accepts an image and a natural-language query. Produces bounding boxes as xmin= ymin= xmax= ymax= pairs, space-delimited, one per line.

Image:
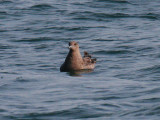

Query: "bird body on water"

xmin=60 ymin=41 xmax=96 ymax=72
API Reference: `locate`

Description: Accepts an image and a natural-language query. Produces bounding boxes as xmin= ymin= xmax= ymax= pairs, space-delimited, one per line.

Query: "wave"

xmin=121 ymin=98 xmax=160 ymax=116
xmin=147 ymin=106 xmax=160 ymax=115
xmin=0 ymin=11 xmax=8 ymax=15
xmin=136 ymin=46 xmax=155 ymax=53
xmin=139 ymin=13 xmax=159 ymax=20
xmin=0 ymin=44 xmax=13 ymax=50
xmin=92 ymin=39 xmax=116 ymax=42
xmin=70 ymin=11 xmax=159 ymax=21
xmin=48 ymin=26 xmax=89 ymax=31
xmin=30 ymin=4 xmax=54 ymax=10
xmin=95 ymin=0 xmax=131 ymax=4
xmin=137 ymin=97 xmax=160 ymax=103
xmin=71 ymin=12 xmax=130 ymax=21
xmin=94 ymin=50 xmax=133 ymax=55
xmin=11 ymin=106 xmax=109 ymax=119
xmin=13 ymin=37 xmax=53 ymax=43
xmin=139 ymin=65 xmax=160 ymax=73
xmin=0 ymin=0 xmax=13 ymax=4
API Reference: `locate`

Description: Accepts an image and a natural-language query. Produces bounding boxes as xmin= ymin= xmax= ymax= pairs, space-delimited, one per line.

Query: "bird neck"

xmin=66 ymin=48 xmax=83 ymax=63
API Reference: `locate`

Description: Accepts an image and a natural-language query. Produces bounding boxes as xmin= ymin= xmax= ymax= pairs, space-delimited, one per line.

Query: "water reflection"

xmin=67 ymin=69 xmax=94 ymax=77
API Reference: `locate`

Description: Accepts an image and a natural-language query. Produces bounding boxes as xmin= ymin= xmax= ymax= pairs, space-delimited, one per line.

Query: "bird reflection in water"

xmin=67 ymin=69 xmax=94 ymax=77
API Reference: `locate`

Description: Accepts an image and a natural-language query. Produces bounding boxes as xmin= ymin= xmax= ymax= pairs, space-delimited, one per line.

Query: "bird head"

xmin=68 ymin=41 xmax=79 ymax=51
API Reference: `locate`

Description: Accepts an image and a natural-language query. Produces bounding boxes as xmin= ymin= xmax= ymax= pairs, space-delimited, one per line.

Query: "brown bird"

xmin=60 ymin=41 xmax=96 ymax=72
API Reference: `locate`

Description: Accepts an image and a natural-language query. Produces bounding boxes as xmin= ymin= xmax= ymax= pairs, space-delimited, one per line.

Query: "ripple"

xmin=14 ymin=77 xmax=29 ymax=83
xmin=20 ymin=106 xmax=111 ymax=119
xmin=34 ymin=44 xmax=49 ymax=50
xmin=0 ymin=0 xmax=13 ymax=4
xmin=13 ymin=37 xmax=53 ymax=43
xmin=139 ymin=65 xmax=160 ymax=74
xmin=136 ymin=46 xmax=155 ymax=52
xmin=71 ymin=12 xmax=131 ymax=21
xmin=94 ymin=50 xmax=133 ymax=55
xmin=0 ymin=71 xmax=18 ymax=75
xmin=0 ymin=11 xmax=9 ymax=19
xmin=0 ymin=84 xmax=10 ymax=90
xmin=0 ymin=108 xmax=6 ymax=112
xmin=93 ymin=13 xmax=130 ymax=18
xmin=137 ymin=97 xmax=160 ymax=103
xmin=96 ymin=0 xmax=131 ymax=4
xmin=120 ymin=108 xmax=148 ymax=116
xmin=30 ymin=4 xmax=54 ymax=10
xmin=142 ymin=87 xmax=160 ymax=95
xmin=92 ymin=39 xmax=115 ymax=42
xmin=0 ymin=11 xmax=8 ymax=15
xmin=140 ymin=13 xmax=159 ymax=20
xmin=101 ymin=103 xmax=120 ymax=108
xmin=48 ymin=26 xmax=89 ymax=31
xmin=147 ymin=106 xmax=160 ymax=115
xmin=0 ymin=44 xmax=13 ymax=50
xmin=93 ymin=96 xmax=123 ymax=101
xmin=71 ymin=11 xmax=160 ymax=21
xmin=1 ymin=0 xmax=160 ymax=120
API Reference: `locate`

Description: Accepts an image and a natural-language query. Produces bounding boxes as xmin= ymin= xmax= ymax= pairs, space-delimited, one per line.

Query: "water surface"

xmin=0 ymin=0 xmax=160 ymax=119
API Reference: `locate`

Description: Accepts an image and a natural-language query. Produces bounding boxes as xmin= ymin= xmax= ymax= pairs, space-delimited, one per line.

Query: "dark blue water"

xmin=1 ymin=0 xmax=160 ymax=119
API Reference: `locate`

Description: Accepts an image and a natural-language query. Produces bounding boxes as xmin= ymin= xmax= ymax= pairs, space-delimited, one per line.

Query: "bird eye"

xmin=74 ymin=43 xmax=77 ymax=45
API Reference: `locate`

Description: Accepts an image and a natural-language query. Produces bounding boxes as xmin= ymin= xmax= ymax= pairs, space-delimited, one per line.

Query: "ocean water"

xmin=0 ymin=0 xmax=160 ymax=119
